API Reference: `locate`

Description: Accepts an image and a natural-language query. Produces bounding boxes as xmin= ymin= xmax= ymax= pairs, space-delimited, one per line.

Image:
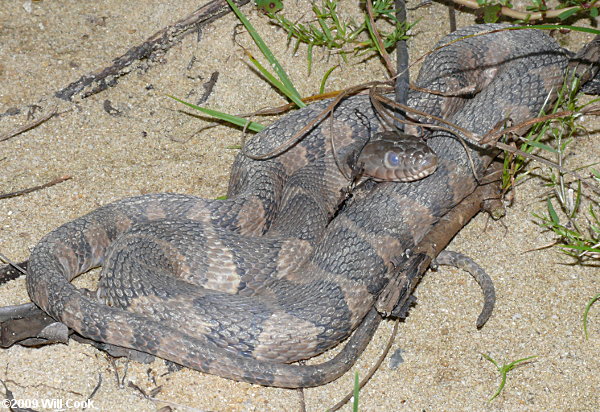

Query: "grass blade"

xmin=482 ymin=354 xmax=537 ymax=401
xmin=524 ymin=140 xmax=558 ymax=153
xmin=352 ymin=371 xmax=360 ymax=412
xmin=583 ymin=293 xmax=600 ymax=339
xmin=245 ymin=52 xmax=297 ymax=102
xmin=226 ymin=0 xmax=304 ymax=107
xmin=168 ymin=95 xmax=265 ymax=132
xmin=319 ymin=65 xmax=338 ymax=94
xmin=510 ymin=24 xmax=600 ymax=35
xmin=547 ymin=198 xmax=560 ymax=225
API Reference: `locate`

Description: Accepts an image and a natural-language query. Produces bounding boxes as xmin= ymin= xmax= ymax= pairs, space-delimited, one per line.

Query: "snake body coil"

xmin=26 ymin=25 xmax=568 ymax=387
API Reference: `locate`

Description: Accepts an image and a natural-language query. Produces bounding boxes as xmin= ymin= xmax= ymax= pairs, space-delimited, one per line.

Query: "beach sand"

xmin=0 ymin=1 xmax=598 ymax=410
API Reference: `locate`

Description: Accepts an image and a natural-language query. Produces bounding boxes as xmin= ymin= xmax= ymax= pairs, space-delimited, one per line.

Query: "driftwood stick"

xmin=55 ymin=0 xmax=250 ymax=101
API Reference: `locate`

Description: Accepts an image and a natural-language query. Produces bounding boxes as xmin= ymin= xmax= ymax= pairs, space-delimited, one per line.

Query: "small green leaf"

xmin=557 ymin=8 xmax=581 ymax=20
xmin=591 ymin=7 xmax=599 ymax=17
xmin=482 ymin=354 xmax=537 ymax=401
xmin=481 ymin=353 xmax=499 ymax=369
xmin=483 ymin=4 xmax=502 ymax=23
xmin=547 ymin=198 xmax=560 ymax=225
xmin=255 ymin=0 xmax=283 ymax=14
xmin=524 ymin=140 xmax=558 ymax=153
xmin=318 ymin=15 xmax=333 ymax=42
xmin=365 ymin=12 xmax=384 ymax=56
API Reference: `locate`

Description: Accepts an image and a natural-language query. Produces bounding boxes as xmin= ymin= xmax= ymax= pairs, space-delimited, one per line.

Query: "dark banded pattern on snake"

xmin=26 ymin=24 xmax=569 ymax=387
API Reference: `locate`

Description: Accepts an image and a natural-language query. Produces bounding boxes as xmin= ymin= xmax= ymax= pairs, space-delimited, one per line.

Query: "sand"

xmin=0 ymin=1 xmax=598 ymax=411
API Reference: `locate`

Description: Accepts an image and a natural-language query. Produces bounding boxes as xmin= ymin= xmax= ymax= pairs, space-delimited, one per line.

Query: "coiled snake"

xmin=25 ymin=24 xmax=570 ymax=387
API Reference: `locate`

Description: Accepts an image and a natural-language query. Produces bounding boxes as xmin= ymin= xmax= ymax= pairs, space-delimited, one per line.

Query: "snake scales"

xmin=25 ymin=24 xmax=570 ymax=387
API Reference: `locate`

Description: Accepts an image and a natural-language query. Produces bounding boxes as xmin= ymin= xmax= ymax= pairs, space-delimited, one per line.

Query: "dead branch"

xmin=55 ymin=0 xmax=250 ymax=101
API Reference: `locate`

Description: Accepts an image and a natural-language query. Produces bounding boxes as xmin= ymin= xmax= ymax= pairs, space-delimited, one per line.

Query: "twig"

xmin=365 ymin=0 xmax=396 ymax=78
xmin=0 ymin=106 xmax=59 ymax=142
xmin=369 ymin=86 xmax=480 ymax=141
xmin=327 ymin=319 xmax=399 ymax=412
xmin=250 ymin=89 xmax=358 ymax=115
xmin=478 ymin=109 xmax=587 ymax=144
xmin=85 ymin=374 xmax=102 ymax=408
xmin=395 ymin=0 xmax=409 ymax=131
xmin=0 ymin=175 xmax=72 ymax=200
xmin=296 ymin=361 xmax=307 ymax=412
xmin=448 ymin=5 xmax=457 ymax=33
xmin=410 ymin=83 xmax=479 ymax=97
xmin=55 ymin=0 xmax=250 ymax=101
xmin=0 ymin=254 xmax=27 ymax=286
xmin=297 ymin=387 xmax=307 ymax=412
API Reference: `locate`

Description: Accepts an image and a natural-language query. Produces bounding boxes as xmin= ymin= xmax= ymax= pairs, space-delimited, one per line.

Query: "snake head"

xmin=357 ymin=131 xmax=438 ymax=182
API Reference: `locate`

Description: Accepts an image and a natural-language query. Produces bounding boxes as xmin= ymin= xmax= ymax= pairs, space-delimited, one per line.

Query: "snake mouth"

xmin=385 ymin=154 xmax=438 ymax=182
xmin=366 ymin=159 xmax=438 ymax=182
xmin=402 ymin=161 xmax=438 ymax=182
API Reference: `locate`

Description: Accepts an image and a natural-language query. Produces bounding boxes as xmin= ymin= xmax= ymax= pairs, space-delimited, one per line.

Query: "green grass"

xmin=168 ymin=95 xmax=265 ymax=132
xmin=583 ymin=293 xmax=600 ymax=339
xmin=169 ymin=1 xmax=415 ymax=141
xmin=499 ymin=71 xmax=599 ymax=337
xmin=482 ymin=354 xmax=537 ymax=401
xmin=353 ymin=370 xmax=360 ymax=412
xmin=524 ymin=75 xmax=600 ymax=263
xmin=227 ymin=0 xmax=304 ymax=107
xmin=266 ymin=0 xmax=412 ymax=73
xmin=169 ymin=0 xmax=309 ymax=132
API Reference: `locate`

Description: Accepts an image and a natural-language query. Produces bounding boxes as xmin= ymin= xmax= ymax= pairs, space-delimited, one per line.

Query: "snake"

xmin=24 ymin=24 xmax=572 ymax=388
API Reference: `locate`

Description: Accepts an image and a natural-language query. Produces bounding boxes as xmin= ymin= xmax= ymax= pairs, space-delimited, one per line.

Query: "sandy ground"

xmin=0 ymin=1 xmax=598 ymax=411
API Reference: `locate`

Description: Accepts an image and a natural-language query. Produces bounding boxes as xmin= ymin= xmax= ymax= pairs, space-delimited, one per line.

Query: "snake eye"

xmin=383 ymin=151 xmax=400 ymax=168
